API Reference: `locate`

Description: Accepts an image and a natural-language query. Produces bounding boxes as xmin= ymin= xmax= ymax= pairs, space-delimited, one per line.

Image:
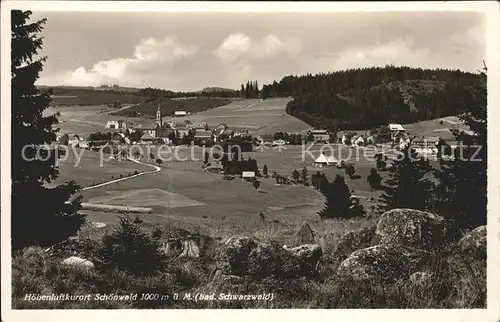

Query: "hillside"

xmin=110 ymin=97 xmax=233 ymax=118
xmin=39 ymin=86 xmax=148 ymax=106
xmin=261 ymin=66 xmax=482 ymax=131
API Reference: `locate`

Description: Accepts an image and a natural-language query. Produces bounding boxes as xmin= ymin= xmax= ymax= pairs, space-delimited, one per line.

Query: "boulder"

xmin=160 ymin=233 xmax=214 ymax=258
xmin=372 ymin=208 xmax=448 ymax=250
xmin=458 ymin=225 xmax=486 ymax=261
xmin=337 ymin=244 xmax=430 ymax=282
xmin=283 ymin=244 xmax=323 ymax=270
xmin=61 ymin=256 xmax=95 ymax=269
xmin=216 ymin=236 xmax=322 ymax=279
xmin=333 ymin=224 xmax=376 ymax=262
xmin=288 ymin=222 xmax=316 ymax=246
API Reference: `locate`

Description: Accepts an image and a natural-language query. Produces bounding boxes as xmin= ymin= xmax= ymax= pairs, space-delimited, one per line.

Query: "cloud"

xmin=330 ymin=38 xmax=430 ymax=71
xmin=213 ymin=33 xmax=302 ymax=65
xmin=39 ymin=36 xmax=198 ymax=86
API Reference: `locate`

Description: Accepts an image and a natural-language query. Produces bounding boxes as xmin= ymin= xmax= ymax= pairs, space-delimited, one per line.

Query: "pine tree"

xmin=433 ymin=67 xmax=487 ymax=230
xmin=378 ymin=145 xmax=432 ymax=213
xmin=318 ymin=175 xmax=366 ymax=219
xmin=11 ymin=11 xmax=84 ymax=249
xmin=262 ymin=164 xmax=269 ymax=177
xmin=300 ymin=167 xmax=308 ymax=185
xmin=292 ymin=169 xmax=300 ymax=182
xmin=367 ymin=167 xmax=382 ymax=190
xmin=240 ymin=83 xmax=245 ymax=98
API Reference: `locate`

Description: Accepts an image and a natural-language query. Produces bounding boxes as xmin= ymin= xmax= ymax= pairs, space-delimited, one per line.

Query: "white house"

xmin=314 ymin=153 xmax=338 ymax=166
xmin=78 ymin=140 xmax=89 ymax=149
xmin=389 ymin=123 xmax=406 ymax=142
xmin=174 ymin=111 xmax=188 ymax=117
xmin=399 ymin=137 xmax=411 ymax=150
xmin=242 ymin=171 xmax=255 ymax=179
xmin=351 ymin=136 xmax=365 ymax=147
xmin=106 ymin=120 xmax=127 ymax=130
xmin=68 ymin=135 xmax=80 ymax=147
xmin=311 ymin=129 xmax=330 ymax=142
xmin=411 ymin=136 xmax=440 ymax=157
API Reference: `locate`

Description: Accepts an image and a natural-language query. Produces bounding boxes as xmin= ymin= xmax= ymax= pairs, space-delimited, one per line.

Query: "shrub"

xmin=98 ymin=215 xmax=166 ymax=276
xmin=345 ymin=163 xmax=355 ymax=178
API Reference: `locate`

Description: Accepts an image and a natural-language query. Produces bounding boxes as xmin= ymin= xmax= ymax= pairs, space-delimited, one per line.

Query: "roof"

xmin=311 ymin=129 xmax=328 ymax=134
xmin=174 ymin=111 xmax=187 ymax=114
xmin=412 ymin=136 xmax=440 ymax=144
xmin=194 ymin=130 xmax=212 ymax=138
xmin=314 ymin=153 xmax=338 ymax=165
xmin=141 ymin=132 xmax=154 ymax=140
xmin=389 ymin=123 xmax=406 ymax=131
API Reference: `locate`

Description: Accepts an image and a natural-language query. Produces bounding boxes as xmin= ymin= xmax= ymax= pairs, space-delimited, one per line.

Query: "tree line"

xmin=260 ymin=66 xmax=481 ymax=131
xmin=240 ymin=80 xmax=260 ymax=99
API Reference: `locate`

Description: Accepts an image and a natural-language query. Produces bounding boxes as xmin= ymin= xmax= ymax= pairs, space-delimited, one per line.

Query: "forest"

xmin=260 ymin=65 xmax=482 ymax=131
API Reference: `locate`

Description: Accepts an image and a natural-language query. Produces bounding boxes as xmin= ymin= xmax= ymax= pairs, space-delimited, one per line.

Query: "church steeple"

xmin=156 ymin=100 xmax=162 ymax=126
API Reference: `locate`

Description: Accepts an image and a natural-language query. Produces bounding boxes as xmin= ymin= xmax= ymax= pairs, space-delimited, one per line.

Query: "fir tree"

xmin=300 ymin=167 xmax=308 ymax=185
xmin=433 ymin=67 xmax=487 ymax=230
xmin=367 ymin=167 xmax=382 ymax=190
xmin=11 ymin=11 xmax=84 ymax=249
xmin=292 ymin=169 xmax=300 ymax=182
xmin=378 ymin=145 xmax=432 ymax=213
xmin=318 ymin=175 xmax=365 ymax=219
xmin=262 ymin=164 xmax=269 ymax=177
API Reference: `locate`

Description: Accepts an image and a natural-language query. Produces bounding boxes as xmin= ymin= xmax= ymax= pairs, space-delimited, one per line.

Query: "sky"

xmin=32 ymin=11 xmax=486 ymax=91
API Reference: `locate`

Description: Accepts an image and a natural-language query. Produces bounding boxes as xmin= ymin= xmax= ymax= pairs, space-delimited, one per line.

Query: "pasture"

xmin=52 ymin=148 xmax=153 ymax=188
xmin=58 ymin=143 xmax=388 ymax=238
xmin=160 ymin=98 xmax=311 ymax=134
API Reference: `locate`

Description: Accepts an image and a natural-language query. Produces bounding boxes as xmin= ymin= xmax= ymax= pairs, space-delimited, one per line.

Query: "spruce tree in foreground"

xmin=318 ymin=175 xmax=366 ymax=219
xmin=378 ymin=145 xmax=432 ymax=214
xmin=433 ymin=67 xmax=487 ymax=230
xmin=11 ymin=10 xmax=84 ymax=249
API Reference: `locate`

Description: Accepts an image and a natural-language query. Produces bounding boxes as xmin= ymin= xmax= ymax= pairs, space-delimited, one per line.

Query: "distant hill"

xmin=38 ymin=86 xmax=148 ymax=106
xmin=110 ymin=97 xmax=233 ymax=118
xmin=260 ymin=66 xmax=482 ymax=131
xmin=201 ymin=87 xmax=236 ymax=93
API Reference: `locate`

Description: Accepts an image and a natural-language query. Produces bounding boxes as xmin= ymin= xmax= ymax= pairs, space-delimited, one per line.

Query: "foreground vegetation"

xmin=12 ymin=215 xmax=485 ymax=309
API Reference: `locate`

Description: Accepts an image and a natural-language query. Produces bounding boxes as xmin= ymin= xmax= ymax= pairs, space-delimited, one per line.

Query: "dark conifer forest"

xmin=260 ymin=65 xmax=482 ymax=131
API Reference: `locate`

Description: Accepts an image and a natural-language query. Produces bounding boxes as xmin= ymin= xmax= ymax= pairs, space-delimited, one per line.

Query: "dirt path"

xmin=81 ymin=158 xmax=161 ymax=191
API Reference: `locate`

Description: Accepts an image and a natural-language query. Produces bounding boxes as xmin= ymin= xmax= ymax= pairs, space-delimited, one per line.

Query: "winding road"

xmin=81 ymin=158 xmax=161 ymax=191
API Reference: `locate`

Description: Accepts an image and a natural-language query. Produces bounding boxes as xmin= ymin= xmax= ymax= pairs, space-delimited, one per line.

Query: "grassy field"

xmin=52 ymin=143 xmax=391 ymax=241
xmin=52 ymin=148 xmax=153 ymax=188
xmin=157 ymin=98 xmax=311 ymax=134
xmin=111 ymin=97 xmax=233 ymax=118
xmin=402 ymin=116 xmax=469 ymax=141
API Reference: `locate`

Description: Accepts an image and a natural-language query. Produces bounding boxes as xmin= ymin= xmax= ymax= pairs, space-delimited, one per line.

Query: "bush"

xmin=367 ymin=168 xmax=382 ymax=190
xmin=345 ymin=163 xmax=355 ymax=178
xmin=98 ymin=215 xmax=166 ymax=276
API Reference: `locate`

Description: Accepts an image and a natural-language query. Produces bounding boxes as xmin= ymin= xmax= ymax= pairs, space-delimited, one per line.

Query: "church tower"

xmin=156 ymin=100 xmax=162 ymax=126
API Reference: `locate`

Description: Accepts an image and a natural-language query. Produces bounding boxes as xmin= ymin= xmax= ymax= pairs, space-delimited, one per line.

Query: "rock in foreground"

xmin=373 ymin=208 xmax=448 ymax=250
xmin=337 ymin=244 xmax=430 ymax=282
xmin=215 ymin=236 xmax=322 ymax=279
xmin=458 ymin=225 xmax=486 ymax=261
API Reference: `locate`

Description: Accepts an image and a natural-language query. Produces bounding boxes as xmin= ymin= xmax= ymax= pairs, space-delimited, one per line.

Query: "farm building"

xmin=311 ymin=129 xmax=330 ymax=142
xmin=193 ymin=129 xmax=213 ymax=145
xmin=411 ymin=136 xmax=440 ymax=157
xmin=389 ymin=123 xmax=406 ymax=141
xmin=141 ymin=127 xmax=157 ymax=138
xmin=351 ymin=135 xmax=365 ymax=147
xmin=337 ymin=130 xmax=370 ymax=145
xmin=174 ymin=111 xmax=189 ymax=117
xmin=140 ymin=132 xmax=156 ymax=144
xmin=313 ymin=153 xmax=338 ymax=166
xmin=106 ymin=120 xmax=127 ymax=130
